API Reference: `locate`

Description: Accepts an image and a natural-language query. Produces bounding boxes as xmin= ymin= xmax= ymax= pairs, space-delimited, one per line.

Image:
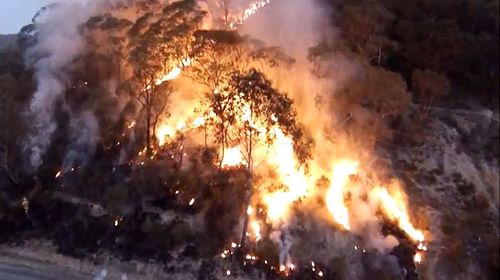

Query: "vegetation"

xmin=0 ymin=0 xmax=497 ymax=278
xmin=321 ymin=0 xmax=499 ymax=108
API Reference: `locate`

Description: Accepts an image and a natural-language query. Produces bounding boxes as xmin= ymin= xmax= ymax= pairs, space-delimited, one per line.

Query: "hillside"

xmin=0 ymin=1 xmax=498 ymax=279
xmin=0 ymin=34 xmax=17 ymax=50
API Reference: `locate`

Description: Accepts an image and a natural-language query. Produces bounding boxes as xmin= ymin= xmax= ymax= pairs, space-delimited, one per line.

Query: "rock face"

xmin=386 ymin=107 xmax=499 ymax=280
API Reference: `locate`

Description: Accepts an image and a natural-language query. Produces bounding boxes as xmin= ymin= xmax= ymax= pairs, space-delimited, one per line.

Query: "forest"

xmin=0 ymin=0 xmax=498 ymax=279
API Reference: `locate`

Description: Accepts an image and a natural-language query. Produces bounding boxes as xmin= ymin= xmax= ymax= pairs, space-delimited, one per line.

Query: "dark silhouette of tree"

xmin=84 ymin=14 xmax=132 ymax=81
xmin=339 ymin=3 xmax=398 ymax=65
xmin=412 ymin=69 xmax=450 ymax=114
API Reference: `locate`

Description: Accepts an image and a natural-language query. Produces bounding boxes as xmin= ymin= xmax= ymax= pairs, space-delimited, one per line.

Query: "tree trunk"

xmin=146 ymin=109 xmax=152 ymax=156
xmin=240 ymin=171 xmax=252 ymax=249
xmin=240 ymin=117 xmax=253 ymax=249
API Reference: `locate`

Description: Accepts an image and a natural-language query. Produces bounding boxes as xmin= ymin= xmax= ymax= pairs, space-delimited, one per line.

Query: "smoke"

xmin=24 ymin=0 xmax=132 ymax=172
xmin=63 ymin=110 xmax=100 ymax=171
xmin=20 ymin=0 xmax=422 ymax=275
xmin=237 ymin=0 xmax=410 ymax=271
xmin=24 ymin=0 xmax=96 ymax=171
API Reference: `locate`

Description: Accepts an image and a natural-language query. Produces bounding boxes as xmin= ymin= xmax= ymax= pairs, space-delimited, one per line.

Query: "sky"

xmin=0 ymin=0 xmax=50 ymax=34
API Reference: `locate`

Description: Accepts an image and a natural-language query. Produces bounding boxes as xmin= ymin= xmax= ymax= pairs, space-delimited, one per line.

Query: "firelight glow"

xmin=326 ymin=160 xmax=359 ymax=230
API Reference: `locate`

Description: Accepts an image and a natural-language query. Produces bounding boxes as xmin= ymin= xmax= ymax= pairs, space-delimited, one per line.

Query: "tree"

xmin=189 ymin=30 xmax=250 ymax=165
xmin=189 ymin=30 xmax=294 ymax=167
xmin=127 ymin=0 xmax=205 ymax=155
xmin=339 ymin=3 xmax=398 ymax=65
xmin=220 ymin=69 xmax=306 ymax=248
xmin=84 ymin=14 xmax=132 ymax=81
xmin=411 ymin=69 xmax=450 ymax=114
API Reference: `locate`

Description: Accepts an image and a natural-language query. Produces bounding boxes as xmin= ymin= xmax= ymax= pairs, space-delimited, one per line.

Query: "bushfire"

xmin=83 ymin=0 xmax=427 ymax=277
xmin=125 ymin=0 xmax=428 ymax=274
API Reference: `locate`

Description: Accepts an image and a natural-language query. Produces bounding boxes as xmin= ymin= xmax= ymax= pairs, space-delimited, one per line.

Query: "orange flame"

xmin=371 ymin=187 xmax=425 ymax=242
xmin=326 ymin=160 xmax=358 ymax=230
xmin=221 ymin=146 xmax=243 ymax=167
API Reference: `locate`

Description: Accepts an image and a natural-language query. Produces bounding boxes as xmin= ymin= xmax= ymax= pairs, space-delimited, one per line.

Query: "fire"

xmin=157 ymin=125 xmax=176 ymax=146
xmin=229 ymin=0 xmax=273 ymax=29
xmin=154 ymin=58 xmax=192 ymax=86
xmin=251 ymin=221 xmax=262 ymax=241
xmin=326 ymin=160 xmax=358 ymax=230
xmin=221 ymin=146 xmax=243 ymax=167
xmin=414 ymin=252 xmax=422 ymax=264
xmin=192 ymin=116 xmax=205 ymax=128
xmin=137 ymin=0 xmax=428 ymax=272
xmin=156 ymin=117 xmax=205 ymax=146
xmin=371 ymin=187 xmax=425 ymax=242
xmin=55 ymin=171 xmax=62 ymax=178
xmin=263 ymin=128 xmax=309 ymax=222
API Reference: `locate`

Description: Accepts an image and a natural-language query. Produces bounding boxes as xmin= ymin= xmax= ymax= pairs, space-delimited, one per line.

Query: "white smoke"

xmin=24 ymin=0 xmax=125 ymax=171
xmin=63 ymin=110 xmax=100 ymax=171
xmin=237 ymin=0 xmax=406 ymax=269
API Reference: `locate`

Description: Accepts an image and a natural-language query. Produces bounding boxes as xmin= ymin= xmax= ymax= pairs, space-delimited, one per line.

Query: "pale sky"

xmin=0 ymin=0 xmax=50 ymax=34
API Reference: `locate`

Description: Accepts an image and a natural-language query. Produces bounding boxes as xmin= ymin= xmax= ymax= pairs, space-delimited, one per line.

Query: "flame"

xmin=192 ymin=116 xmax=205 ymax=128
xmin=326 ymin=160 xmax=358 ymax=230
xmin=156 ymin=125 xmax=176 ymax=146
xmin=55 ymin=171 xmax=62 ymax=178
xmin=154 ymin=58 xmax=192 ymax=86
xmin=371 ymin=187 xmax=425 ymax=242
xmin=137 ymin=1 xmax=430 ymax=271
xmin=263 ymin=128 xmax=309 ymax=222
xmin=414 ymin=252 xmax=422 ymax=264
xmin=221 ymin=146 xmax=243 ymax=167
xmin=229 ymin=0 xmax=273 ymax=29
xmin=251 ymin=221 xmax=262 ymax=241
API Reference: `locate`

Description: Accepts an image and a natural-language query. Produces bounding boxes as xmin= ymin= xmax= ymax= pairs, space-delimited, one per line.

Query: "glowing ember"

xmin=326 ymin=160 xmax=358 ymax=230
xmin=226 ymin=269 xmax=231 ymax=276
xmin=414 ymin=252 xmax=422 ymax=264
xmin=55 ymin=171 xmax=62 ymax=178
xmin=247 ymin=206 xmax=254 ymax=215
xmin=371 ymin=187 xmax=425 ymax=242
xmin=251 ymin=221 xmax=261 ymax=241
xmin=21 ymin=197 xmax=29 ymax=214
xmin=221 ymin=146 xmax=243 ymax=167
xmin=417 ymin=242 xmax=428 ymax=251
xmin=189 ymin=198 xmax=195 ymax=206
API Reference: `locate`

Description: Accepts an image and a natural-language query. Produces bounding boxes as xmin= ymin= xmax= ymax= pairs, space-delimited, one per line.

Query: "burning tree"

xmin=126 ymin=0 xmax=205 ymax=155
xmin=190 ymin=30 xmax=294 ymax=167
xmin=189 ymin=30 xmax=252 ymax=164
xmin=219 ymin=68 xmax=306 ymax=248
